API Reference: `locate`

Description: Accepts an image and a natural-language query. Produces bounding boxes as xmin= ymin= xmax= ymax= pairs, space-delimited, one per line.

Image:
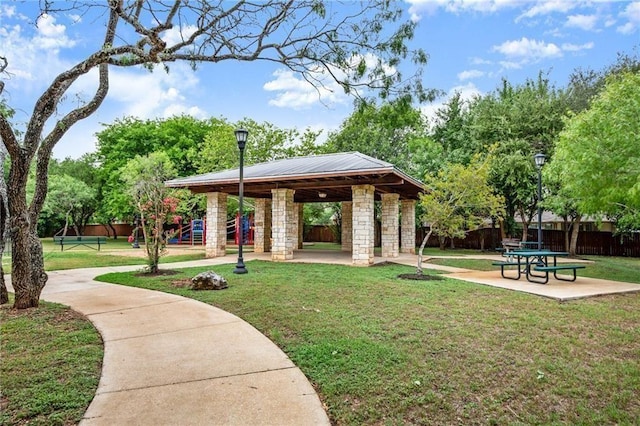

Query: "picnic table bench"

xmin=53 ymin=236 xmax=107 ymax=251
xmin=494 ymin=250 xmax=586 ymax=284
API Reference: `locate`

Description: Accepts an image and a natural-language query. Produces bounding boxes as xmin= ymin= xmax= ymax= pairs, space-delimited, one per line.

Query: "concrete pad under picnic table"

xmin=446 ymin=269 xmax=640 ymax=301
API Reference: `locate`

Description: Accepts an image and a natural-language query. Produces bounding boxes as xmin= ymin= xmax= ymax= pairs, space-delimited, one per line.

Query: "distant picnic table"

xmin=53 ymin=236 xmax=107 ymax=251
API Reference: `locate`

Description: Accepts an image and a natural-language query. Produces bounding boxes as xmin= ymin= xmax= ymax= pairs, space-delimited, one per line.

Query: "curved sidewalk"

xmin=9 ymin=261 xmax=330 ymax=425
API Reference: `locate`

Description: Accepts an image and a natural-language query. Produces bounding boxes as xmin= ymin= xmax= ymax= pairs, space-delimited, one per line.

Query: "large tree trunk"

xmin=0 ymin=155 xmax=8 ymax=304
xmin=569 ymin=215 xmax=582 ymax=257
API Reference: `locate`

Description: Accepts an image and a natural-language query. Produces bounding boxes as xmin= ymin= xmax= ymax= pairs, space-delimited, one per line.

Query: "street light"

xmin=534 ymin=153 xmax=546 ymax=250
xmin=233 ymin=128 xmax=249 ymax=274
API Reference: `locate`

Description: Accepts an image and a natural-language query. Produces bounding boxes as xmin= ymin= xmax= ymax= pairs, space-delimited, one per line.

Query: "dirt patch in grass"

xmin=134 ymin=269 xmax=179 ymax=277
xmin=397 ymin=273 xmax=444 ymax=281
xmin=172 ymin=278 xmax=192 ymax=288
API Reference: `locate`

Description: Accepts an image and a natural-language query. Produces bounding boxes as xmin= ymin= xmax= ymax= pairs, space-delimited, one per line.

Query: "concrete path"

xmin=6 ymin=259 xmax=330 ymax=426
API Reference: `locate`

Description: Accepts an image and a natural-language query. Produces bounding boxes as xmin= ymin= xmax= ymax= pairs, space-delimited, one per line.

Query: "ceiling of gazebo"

xmin=165 ymin=152 xmax=424 ymax=203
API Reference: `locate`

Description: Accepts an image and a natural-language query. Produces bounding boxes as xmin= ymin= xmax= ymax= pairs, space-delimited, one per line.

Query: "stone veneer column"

xmin=401 ymin=199 xmax=416 ymax=254
xmin=381 ymin=193 xmax=400 ymax=258
xmin=205 ymin=192 xmax=227 ymax=258
xmin=297 ymin=203 xmax=304 ymax=249
xmin=341 ymin=201 xmax=352 ymax=252
xmin=254 ymin=198 xmax=272 ymax=253
xmin=351 ymin=185 xmax=375 ymax=265
xmin=271 ymin=188 xmax=296 ymax=260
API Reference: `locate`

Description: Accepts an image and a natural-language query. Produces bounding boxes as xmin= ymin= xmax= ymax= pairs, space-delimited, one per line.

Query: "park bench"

xmin=533 ymin=264 xmax=586 ymax=282
xmin=53 ymin=236 xmax=107 ymax=251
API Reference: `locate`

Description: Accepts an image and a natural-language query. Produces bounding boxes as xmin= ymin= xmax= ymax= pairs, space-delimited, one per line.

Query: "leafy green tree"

xmin=325 ymin=98 xmax=427 ymax=173
xmin=552 ymin=71 xmax=640 ymax=232
xmin=466 ymin=74 xmax=569 ymax=238
xmin=40 ymin=175 xmax=96 ymax=237
xmin=417 ymin=157 xmax=504 ymax=274
xmin=95 ymin=116 xmax=216 ymax=234
xmin=195 ymin=118 xmax=323 ymax=174
xmin=120 ymin=152 xmax=180 ymax=274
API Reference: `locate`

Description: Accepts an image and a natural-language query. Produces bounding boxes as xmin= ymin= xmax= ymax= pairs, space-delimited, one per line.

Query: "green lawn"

xmin=2 ymin=247 xmax=639 ymax=424
xmin=0 ymin=297 xmax=103 ymax=425
xmin=96 ymin=260 xmax=640 ymax=425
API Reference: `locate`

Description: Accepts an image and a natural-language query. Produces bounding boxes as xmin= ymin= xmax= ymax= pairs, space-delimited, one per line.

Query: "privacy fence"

xmin=307 ymin=225 xmax=640 ymax=258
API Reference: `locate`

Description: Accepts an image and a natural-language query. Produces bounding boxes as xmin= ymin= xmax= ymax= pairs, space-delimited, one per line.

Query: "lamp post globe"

xmin=534 ymin=153 xmax=546 ymax=250
xmin=234 ymin=129 xmax=249 ymax=274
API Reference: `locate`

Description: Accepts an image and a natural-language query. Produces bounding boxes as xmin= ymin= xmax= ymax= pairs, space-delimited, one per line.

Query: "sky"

xmin=1 ymin=0 xmax=639 ymax=160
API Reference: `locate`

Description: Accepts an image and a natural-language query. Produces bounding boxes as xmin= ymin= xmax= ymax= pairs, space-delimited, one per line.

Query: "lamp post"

xmin=233 ymin=128 xmax=249 ymax=274
xmin=534 ymin=153 xmax=546 ymax=250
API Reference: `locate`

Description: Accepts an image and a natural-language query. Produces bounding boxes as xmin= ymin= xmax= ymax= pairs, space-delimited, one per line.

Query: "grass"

xmin=2 ymin=238 xmax=206 ymax=273
xmin=0 ymin=296 xmax=103 ymax=426
xmin=96 ymin=260 xmax=640 ymax=425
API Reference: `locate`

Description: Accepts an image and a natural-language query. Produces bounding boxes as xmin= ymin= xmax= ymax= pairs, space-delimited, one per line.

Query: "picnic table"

xmin=53 ymin=236 xmax=107 ymax=251
xmin=493 ymin=250 xmax=585 ymax=284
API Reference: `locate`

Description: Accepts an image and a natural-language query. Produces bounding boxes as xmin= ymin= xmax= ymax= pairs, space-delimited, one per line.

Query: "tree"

xmin=1 ymin=1 xmax=427 ymax=308
xmin=41 ymin=175 xmax=96 ymax=237
xmin=195 ymin=118 xmax=323 ymax=174
xmin=95 ymin=115 xmax=216 ymax=237
xmin=552 ymin=71 xmax=640 ymax=231
xmin=0 ymin=143 xmax=8 ymax=304
xmin=325 ymin=98 xmax=428 ymax=172
xmin=466 ymin=74 xmax=569 ymax=238
xmin=121 ymin=152 xmax=180 ymax=274
xmin=417 ymin=158 xmax=504 ymax=274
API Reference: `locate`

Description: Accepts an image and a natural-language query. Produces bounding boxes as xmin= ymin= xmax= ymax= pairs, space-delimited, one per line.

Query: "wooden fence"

xmin=419 ymin=228 xmax=640 ymax=257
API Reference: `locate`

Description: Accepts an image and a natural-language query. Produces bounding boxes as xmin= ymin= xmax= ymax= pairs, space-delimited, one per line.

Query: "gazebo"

xmin=166 ymin=152 xmax=424 ymax=265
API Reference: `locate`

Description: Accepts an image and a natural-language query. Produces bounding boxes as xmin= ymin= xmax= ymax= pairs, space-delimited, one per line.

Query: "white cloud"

xmin=470 ymin=57 xmax=493 ymax=65
xmin=406 ymin=0 xmax=520 ymax=21
xmin=161 ymin=25 xmax=198 ymax=47
xmin=516 ymin=0 xmax=577 ymax=21
xmin=457 ymin=69 xmax=485 ymax=81
xmin=0 ymin=20 xmax=76 ymax=93
xmin=263 ymin=69 xmax=348 ymax=109
xmin=492 ymin=37 xmax=562 ymax=60
xmin=561 ymin=42 xmax=594 ymax=52
xmin=565 ymin=14 xmax=598 ymax=31
xmin=34 ymin=14 xmax=76 ymax=49
xmin=263 ymin=53 xmax=396 ymax=110
xmin=617 ymin=1 xmax=640 ymax=34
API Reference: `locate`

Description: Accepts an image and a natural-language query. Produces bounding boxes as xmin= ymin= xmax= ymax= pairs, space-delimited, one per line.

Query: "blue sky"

xmin=1 ymin=1 xmax=639 ymax=159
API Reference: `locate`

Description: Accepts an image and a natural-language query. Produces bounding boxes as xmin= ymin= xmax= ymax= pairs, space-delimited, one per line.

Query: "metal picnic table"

xmin=493 ymin=250 xmax=586 ymax=284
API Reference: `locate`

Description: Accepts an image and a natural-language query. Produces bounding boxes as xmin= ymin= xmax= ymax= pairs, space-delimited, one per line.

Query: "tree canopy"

xmin=552 ymin=71 xmax=640 ymax=231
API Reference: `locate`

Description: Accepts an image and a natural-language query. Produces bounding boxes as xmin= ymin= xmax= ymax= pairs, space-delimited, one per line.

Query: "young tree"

xmin=121 ymin=152 xmax=180 ymax=274
xmin=416 ymin=158 xmax=504 ymax=274
xmin=1 ymin=2 xmax=427 ymax=308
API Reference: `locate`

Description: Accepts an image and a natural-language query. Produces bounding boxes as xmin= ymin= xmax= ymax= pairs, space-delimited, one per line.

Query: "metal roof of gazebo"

xmin=166 ymin=152 xmax=424 ymax=203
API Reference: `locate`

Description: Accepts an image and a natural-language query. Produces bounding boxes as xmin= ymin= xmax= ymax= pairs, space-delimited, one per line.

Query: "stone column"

xmin=381 ymin=193 xmax=400 ymax=258
xmin=341 ymin=201 xmax=352 ymax=252
xmin=401 ymin=199 xmax=416 ymax=254
xmin=271 ymin=188 xmax=296 ymax=260
xmin=205 ymin=192 xmax=227 ymax=258
xmin=254 ymin=198 xmax=272 ymax=253
xmin=351 ymin=185 xmax=375 ymax=265
xmin=297 ymin=203 xmax=304 ymax=250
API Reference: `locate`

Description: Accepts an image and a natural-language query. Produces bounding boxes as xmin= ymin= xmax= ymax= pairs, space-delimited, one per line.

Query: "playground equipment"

xmin=167 ymin=219 xmax=206 ymax=245
xmin=167 ymin=215 xmax=254 ymax=246
xmin=234 ymin=212 xmax=254 ymax=245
